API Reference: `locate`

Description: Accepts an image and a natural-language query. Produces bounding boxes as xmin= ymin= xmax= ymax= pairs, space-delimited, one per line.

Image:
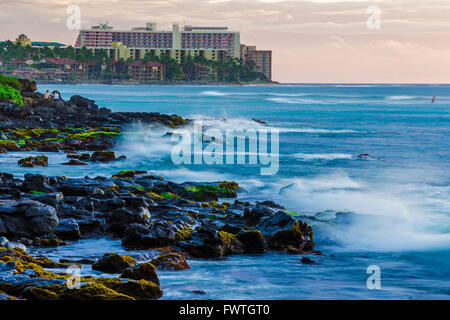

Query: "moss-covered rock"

xmin=160 ymin=192 xmax=180 ymax=199
xmin=0 ymin=140 xmax=20 ymax=152
xmin=268 ymin=229 xmax=302 ymax=250
xmin=90 ymin=150 xmax=116 ymax=162
xmin=112 ymin=170 xmax=148 ymax=179
xmin=92 ymin=253 xmax=137 ymax=274
xmin=219 ymin=181 xmax=239 ymax=189
xmin=22 ymin=287 xmax=59 ymax=300
xmin=35 ymin=238 xmax=69 ymax=248
xmin=59 ymin=282 xmax=134 ymax=300
xmin=120 ymin=262 xmax=160 ymax=285
xmin=175 ymin=226 xmax=193 ymax=241
xmin=94 ymin=278 xmax=162 ymax=300
xmin=150 ymin=253 xmax=190 ymax=271
xmin=182 ymin=229 xmax=244 ymax=258
xmin=192 ymin=190 xmax=219 ymax=202
xmin=268 ymin=221 xmax=314 ymax=251
xmin=18 ymin=155 xmax=48 ymax=167
xmin=146 ymin=191 xmax=163 ymax=199
xmin=0 ymin=247 xmax=69 ymax=280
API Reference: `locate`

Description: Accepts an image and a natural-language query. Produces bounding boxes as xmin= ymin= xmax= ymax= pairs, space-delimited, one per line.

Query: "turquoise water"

xmin=14 ymin=83 xmax=450 ymax=299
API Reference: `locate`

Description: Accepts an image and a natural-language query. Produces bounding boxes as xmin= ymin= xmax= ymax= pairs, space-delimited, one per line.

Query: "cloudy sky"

xmin=1 ymin=0 xmax=450 ymax=83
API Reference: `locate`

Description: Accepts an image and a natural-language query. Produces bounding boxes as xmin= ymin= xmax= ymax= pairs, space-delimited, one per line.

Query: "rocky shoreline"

xmin=0 ymin=79 xmax=318 ymax=300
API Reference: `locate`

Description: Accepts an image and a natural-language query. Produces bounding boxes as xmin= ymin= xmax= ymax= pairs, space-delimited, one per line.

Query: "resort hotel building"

xmin=74 ymin=22 xmax=272 ymax=80
xmin=74 ymin=22 xmax=239 ymax=63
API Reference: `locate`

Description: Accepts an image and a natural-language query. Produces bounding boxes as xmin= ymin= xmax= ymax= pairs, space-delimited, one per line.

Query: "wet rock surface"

xmin=0 ymin=88 xmax=189 ymax=131
xmin=0 ymin=85 xmax=321 ymax=300
xmin=0 ymin=170 xmax=318 ymax=299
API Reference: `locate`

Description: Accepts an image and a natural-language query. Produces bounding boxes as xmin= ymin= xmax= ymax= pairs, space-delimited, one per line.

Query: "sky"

xmin=1 ymin=0 xmax=450 ymax=83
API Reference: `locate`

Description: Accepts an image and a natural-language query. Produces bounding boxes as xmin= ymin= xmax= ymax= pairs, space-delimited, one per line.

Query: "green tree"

xmin=159 ymin=54 xmax=182 ymax=81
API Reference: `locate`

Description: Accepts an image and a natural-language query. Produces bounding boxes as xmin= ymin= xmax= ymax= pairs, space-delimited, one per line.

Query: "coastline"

xmin=36 ymin=79 xmax=280 ymax=86
xmin=0 ymin=77 xmax=316 ymax=301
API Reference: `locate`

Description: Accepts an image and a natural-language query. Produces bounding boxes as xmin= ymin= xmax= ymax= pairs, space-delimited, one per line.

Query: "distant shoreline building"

xmin=74 ymin=22 xmax=240 ymax=63
xmin=240 ymin=45 xmax=272 ymax=81
xmin=3 ymin=34 xmax=68 ymax=49
xmin=0 ymin=24 xmax=272 ymax=82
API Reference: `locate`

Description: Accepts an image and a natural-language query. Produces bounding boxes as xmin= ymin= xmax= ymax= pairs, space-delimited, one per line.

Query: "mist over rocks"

xmin=0 ymin=78 xmax=325 ymax=300
xmin=0 ymin=169 xmax=321 ymax=300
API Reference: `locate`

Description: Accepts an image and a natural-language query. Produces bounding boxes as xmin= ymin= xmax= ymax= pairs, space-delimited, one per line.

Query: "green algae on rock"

xmin=150 ymin=253 xmax=190 ymax=271
xmin=18 ymin=155 xmax=48 ymax=167
xmin=92 ymin=253 xmax=137 ymax=274
xmin=120 ymin=262 xmax=160 ymax=285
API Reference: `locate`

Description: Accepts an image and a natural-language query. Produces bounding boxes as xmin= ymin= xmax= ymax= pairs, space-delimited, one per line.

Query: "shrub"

xmin=0 ymin=83 xmax=24 ymax=106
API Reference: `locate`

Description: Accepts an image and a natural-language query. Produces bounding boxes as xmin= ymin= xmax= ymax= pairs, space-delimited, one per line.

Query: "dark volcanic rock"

xmin=122 ymin=221 xmax=178 ymax=249
xmin=18 ymin=155 xmax=48 ymax=167
xmin=55 ymin=218 xmax=81 ymax=240
xmin=243 ymin=205 xmax=277 ymax=226
xmin=58 ymin=178 xmax=116 ymax=197
xmin=0 ymin=200 xmax=58 ymax=237
xmin=107 ymin=208 xmax=150 ymax=236
xmin=301 ymin=257 xmax=318 ymax=265
xmin=24 ymin=174 xmax=54 ymax=193
xmin=92 ymin=253 xmax=137 ymax=274
xmin=179 ymin=228 xmax=244 ymax=258
xmin=151 ymin=253 xmax=190 ymax=271
xmin=62 ymin=159 xmax=88 ymax=166
xmin=236 ymin=230 xmax=267 ymax=254
xmin=120 ymin=262 xmax=160 ymax=285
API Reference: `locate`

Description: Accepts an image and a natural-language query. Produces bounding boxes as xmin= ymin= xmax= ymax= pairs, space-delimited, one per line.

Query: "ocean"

xmin=7 ymin=83 xmax=450 ymax=299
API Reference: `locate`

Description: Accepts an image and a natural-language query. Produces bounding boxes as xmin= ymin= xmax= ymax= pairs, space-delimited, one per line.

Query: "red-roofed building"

xmin=6 ymin=60 xmax=27 ymax=68
xmin=45 ymin=58 xmax=100 ymax=80
xmin=126 ymin=60 xmax=165 ymax=81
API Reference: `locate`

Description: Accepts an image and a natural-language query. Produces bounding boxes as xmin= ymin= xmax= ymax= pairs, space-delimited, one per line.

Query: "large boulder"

xmin=58 ymin=178 xmax=117 ymax=197
xmin=150 ymin=253 xmax=190 ymax=271
xmin=55 ymin=218 xmax=81 ymax=240
xmin=243 ymin=205 xmax=278 ymax=226
xmin=24 ymin=174 xmax=54 ymax=193
xmin=255 ymin=212 xmax=314 ymax=251
xmin=27 ymin=192 xmax=63 ymax=208
xmin=236 ymin=230 xmax=267 ymax=254
xmin=0 ymin=200 xmax=58 ymax=237
xmin=121 ymin=221 xmax=178 ymax=248
xmin=17 ymin=79 xmax=37 ymax=92
xmin=91 ymin=151 xmax=117 ymax=163
xmin=70 ymin=95 xmax=95 ymax=108
xmin=0 ymin=236 xmax=27 ymax=251
xmin=179 ymin=228 xmax=244 ymax=258
xmin=92 ymin=253 xmax=137 ymax=274
xmin=120 ymin=262 xmax=160 ymax=285
xmin=255 ymin=211 xmax=297 ymax=237
xmin=18 ymin=155 xmax=48 ymax=167
xmin=107 ymin=207 xmax=151 ymax=236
